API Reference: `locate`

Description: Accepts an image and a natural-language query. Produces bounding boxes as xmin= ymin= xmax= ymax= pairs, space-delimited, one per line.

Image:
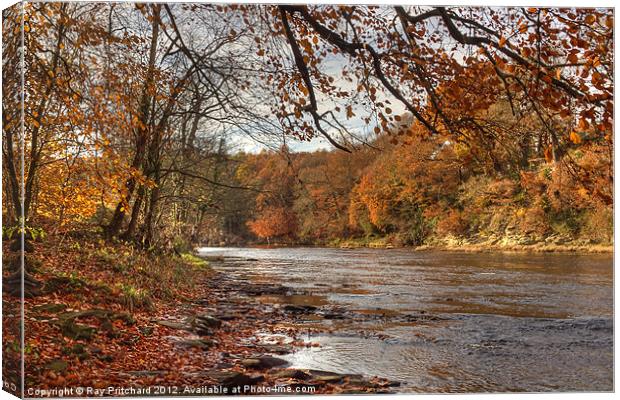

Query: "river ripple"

xmin=198 ymin=247 xmax=613 ymax=393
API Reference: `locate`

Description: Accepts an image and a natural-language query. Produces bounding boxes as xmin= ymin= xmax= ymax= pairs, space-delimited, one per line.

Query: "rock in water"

xmin=241 ymin=356 xmax=290 ymax=370
xmin=272 ymin=369 xmax=312 ymax=380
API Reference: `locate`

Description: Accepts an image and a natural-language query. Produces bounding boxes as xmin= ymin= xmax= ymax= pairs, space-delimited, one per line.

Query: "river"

xmin=197 ymin=247 xmax=613 ymax=393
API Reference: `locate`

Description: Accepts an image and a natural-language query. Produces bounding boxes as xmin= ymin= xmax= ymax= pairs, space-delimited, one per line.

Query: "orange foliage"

xmin=349 ymin=126 xmax=460 ymax=235
xmin=247 ymin=207 xmax=297 ymax=240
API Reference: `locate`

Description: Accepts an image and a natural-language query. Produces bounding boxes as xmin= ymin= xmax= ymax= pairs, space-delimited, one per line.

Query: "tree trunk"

xmin=122 ymin=186 xmax=146 ymax=240
xmin=106 ymin=5 xmax=160 ymax=238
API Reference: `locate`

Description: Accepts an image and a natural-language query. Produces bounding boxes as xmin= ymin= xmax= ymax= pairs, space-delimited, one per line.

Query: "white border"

xmin=0 ymin=1 xmax=616 ymax=400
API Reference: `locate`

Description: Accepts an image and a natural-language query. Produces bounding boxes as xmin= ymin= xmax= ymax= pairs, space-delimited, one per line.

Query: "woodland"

xmin=1 ymin=2 xmax=614 ymax=395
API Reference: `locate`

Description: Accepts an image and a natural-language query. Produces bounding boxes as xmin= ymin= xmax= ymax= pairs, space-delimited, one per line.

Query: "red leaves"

xmin=567 ymin=53 xmax=579 ymax=64
xmin=248 ymin=207 xmax=297 ymax=239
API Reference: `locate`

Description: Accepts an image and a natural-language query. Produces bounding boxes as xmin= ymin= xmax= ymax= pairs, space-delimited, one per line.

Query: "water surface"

xmin=198 ymin=247 xmax=613 ymax=392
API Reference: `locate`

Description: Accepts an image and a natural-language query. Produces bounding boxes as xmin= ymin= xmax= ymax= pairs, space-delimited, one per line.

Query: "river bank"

xmin=219 ymin=234 xmax=613 ymax=254
xmin=335 ymin=235 xmax=613 ymax=253
xmin=3 ymin=234 xmax=613 ymax=394
xmin=3 ymin=233 xmax=400 ymax=396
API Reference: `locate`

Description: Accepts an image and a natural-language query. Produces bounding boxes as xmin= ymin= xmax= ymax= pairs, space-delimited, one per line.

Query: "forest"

xmin=1 ymin=2 xmax=614 ymax=395
xmin=202 ymin=126 xmax=612 ymax=248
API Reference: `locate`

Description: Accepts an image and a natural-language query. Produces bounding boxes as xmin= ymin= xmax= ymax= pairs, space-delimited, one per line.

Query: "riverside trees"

xmin=2 ymin=4 xmax=613 ymax=248
xmin=3 ymin=3 xmax=275 ymax=249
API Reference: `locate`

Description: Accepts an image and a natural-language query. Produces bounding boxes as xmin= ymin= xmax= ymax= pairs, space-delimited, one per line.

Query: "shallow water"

xmin=198 ymin=247 xmax=613 ymax=392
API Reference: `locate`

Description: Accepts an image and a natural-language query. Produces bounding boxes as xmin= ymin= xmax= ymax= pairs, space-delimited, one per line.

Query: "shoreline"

xmin=10 ymin=235 xmax=401 ymax=395
xmin=198 ymin=240 xmax=614 ymax=255
xmin=7 ymin=231 xmax=612 ymax=395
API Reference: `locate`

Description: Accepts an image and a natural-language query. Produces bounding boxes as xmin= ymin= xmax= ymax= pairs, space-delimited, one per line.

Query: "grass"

xmin=180 ymin=252 xmax=210 ymax=269
xmin=36 ymin=233 xmax=214 ymax=312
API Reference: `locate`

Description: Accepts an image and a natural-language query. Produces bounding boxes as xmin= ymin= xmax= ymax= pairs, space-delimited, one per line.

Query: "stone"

xmin=42 ymin=276 xmax=82 ymax=294
xmin=62 ymin=343 xmax=89 ymax=361
xmin=127 ymin=370 xmax=167 ymax=377
xmin=215 ymin=314 xmax=237 ymax=321
xmin=311 ymin=374 xmax=344 ymax=383
xmin=59 ymin=309 xmax=135 ymax=324
xmin=322 ymin=312 xmax=346 ymax=320
xmin=55 ymin=309 xmax=134 ymax=340
xmin=260 ymin=344 xmax=292 ymax=355
xmin=155 ymin=320 xmax=192 ymax=331
xmin=33 ymin=303 xmax=67 ymax=314
xmin=96 ymin=354 xmax=114 ymax=363
xmin=177 ymin=339 xmax=215 ymax=350
xmin=59 ymin=320 xmax=95 ymax=340
xmin=193 ymin=326 xmax=213 ymax=336
xmin=283 ymin=305 xmax=317 ymax=313
xmin=192 ymin=314 xmax=222 ymax=329
xmin=272 ymin=369 xmax=312 ymax=380
xmin=187 ymin=314 xmax=222 ymax=335
xmin=241 ymin=356 xmax=289 ymax=370
xmin=306 ymin=370 xmax=349 ymax=384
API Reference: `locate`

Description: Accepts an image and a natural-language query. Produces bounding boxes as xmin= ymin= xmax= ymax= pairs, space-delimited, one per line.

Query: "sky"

xmin=227 ymin=49 xmax=408 ymax=154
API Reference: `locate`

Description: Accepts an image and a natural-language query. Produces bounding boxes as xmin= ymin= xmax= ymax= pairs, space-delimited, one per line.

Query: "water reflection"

xmin=198 ymin=247 xmax=613 ymax=392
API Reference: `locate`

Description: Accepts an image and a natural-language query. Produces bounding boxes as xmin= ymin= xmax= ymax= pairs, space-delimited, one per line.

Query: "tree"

xmin=242 ymin=147 xmax=298 ymax=243
xmin=349 ymin=124 xmax=460 ymax=244
xmin=2 ymin=5 xmax=612 ymax=250
xmin=247 ymin=5 xmax=611 ymax=185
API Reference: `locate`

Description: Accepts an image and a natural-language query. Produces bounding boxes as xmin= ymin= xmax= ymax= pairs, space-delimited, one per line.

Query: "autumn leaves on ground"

xmin=4 ymin=231 xmax=401 ymax=395
xmin=2 ymin=2 xmax=613 ymax=397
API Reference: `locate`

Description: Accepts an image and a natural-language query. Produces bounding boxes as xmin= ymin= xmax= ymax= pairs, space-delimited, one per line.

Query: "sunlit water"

xmin=197 ymin=247 xmax=613 ymax=392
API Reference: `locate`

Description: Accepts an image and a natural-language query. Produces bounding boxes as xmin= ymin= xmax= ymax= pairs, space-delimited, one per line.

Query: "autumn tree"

xmin=293 ymin=149 xmax=374 ymax=241
xmin=2 ymin=4 xmax=23 ymax=224
xmin=242 ymin=147 xmax=299 ymax=243
xmin=349 ymin=125 xmax=461 ymax=244
xmin=3 ymin=4 xmax=612 ymax=249
xmin=3 ymin=2 xmax=99 ymax=224
xmin=246 ymin=5 xmax=612 ymax=192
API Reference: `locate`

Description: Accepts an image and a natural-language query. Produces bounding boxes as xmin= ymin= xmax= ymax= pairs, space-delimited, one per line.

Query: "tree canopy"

xmin=2 ymin=3 xmax=613 ymax=249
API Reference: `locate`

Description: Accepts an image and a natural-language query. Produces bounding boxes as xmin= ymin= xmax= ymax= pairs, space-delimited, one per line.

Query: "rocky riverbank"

xmin=335 ymin=234 xmax=613 ymax=253
xmin=11 ymin=232 xmax=402 ymax=395
xmin=148 ymin=269 xmax=403 ymax=394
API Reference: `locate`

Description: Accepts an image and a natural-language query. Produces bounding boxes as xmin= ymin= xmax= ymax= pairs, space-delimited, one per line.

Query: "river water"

xmin=197 ymin=247 xmax=613 ymax=393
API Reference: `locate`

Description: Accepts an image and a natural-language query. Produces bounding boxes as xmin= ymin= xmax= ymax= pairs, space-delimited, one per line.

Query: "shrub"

xmin=117 ymin=284 xmax=153 ymax=312
xmin=581 ymin=207 xmax=613 ymax=243
xmin=436 ymin=209 xmax=469 ymax=237
xmin=518 ymin=204 xmax=550 ymax=236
